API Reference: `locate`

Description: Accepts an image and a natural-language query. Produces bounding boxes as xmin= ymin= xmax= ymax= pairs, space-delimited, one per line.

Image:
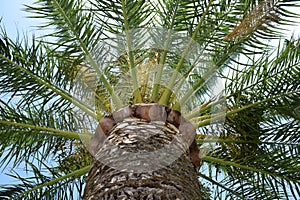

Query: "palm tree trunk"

xmin=83 ymin=104 xmax=203 ymax=199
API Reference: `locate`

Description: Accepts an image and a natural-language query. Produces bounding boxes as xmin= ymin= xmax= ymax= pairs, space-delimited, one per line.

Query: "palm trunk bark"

xmin=83 ymin=104 xmax=203 ymax=199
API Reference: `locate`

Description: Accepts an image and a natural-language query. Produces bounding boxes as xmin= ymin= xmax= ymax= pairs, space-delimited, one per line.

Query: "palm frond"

xmin=0 ymin=33 xmax=95 ymax=169
xmin=0 ymin=100 xmax=87 ymax=170
xmin=26 ymin=0 xmax=123 ymax=107
xmin=196 ymin=38 xmax=300 ymax=199
xmin=0 ymin=161 xmax=89 ymax=200
xmin=1 ymin=0 xmax=300 ymax=199
xmin=0 ymin=32 xmax=97 ymax=118
xmin=200 ymin=142 xmax=300 ymax=199
xmin=90 ymin=0 xmax=153 ymax=35
xmin=224 ymin=0 xmax=300 ymax=41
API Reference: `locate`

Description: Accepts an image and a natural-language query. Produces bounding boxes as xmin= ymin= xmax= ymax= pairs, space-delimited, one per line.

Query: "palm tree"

xmin=0 ymin=0 xmax=299 ymax=199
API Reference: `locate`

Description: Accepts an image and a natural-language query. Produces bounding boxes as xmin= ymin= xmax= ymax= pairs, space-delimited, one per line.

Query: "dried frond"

xmin=224 ymin=0 xmax=279 ymax=41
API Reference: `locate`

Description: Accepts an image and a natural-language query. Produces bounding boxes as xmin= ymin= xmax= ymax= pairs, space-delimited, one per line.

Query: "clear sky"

xmin=0 ymin=0 xmax=43 ymax=38
xmin=0 ymin=0 xmax=39 ymax=185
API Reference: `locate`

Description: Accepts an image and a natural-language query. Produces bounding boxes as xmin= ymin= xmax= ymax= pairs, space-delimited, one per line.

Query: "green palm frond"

xmin=26 ymin=0 xmax=123 ymax=107
xmin=0 ymin=96 xmax=90 ymax=168
xmin=195 ymin=38 xmax=300 ymax=199
xmin=0 ymin=30 xmax=92 ymax=184
xmin=0 ymin=32 xmax=97 ymax=118
xmin=91 ymin=0 xmax=153 ymax=34
xmin=0 ymin=0 xmax=300 ymax=199
xmin=200 ymin=143 xmax=300 ymax=199
xmin=0 ymin=161 xmax=89 ymax=200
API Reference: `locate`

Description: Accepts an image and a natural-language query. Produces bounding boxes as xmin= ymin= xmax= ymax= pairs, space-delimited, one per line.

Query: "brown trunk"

xmin=83 ymin=104 xmax=203 ymax=200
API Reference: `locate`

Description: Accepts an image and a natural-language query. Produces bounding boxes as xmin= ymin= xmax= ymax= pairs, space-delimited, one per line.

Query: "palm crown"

xmin=0 ymin=0 xmax=299 ymax=199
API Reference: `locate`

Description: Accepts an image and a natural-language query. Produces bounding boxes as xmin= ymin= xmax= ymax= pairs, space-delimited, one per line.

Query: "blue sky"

xmin=0 ymin=0 xmax=39 ymax=185
xmin=0 ymin=0 xmax=42 ymax=38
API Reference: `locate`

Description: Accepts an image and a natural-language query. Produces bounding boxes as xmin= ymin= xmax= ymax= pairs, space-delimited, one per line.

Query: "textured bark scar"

xmin=89 ymin=103 xmax=201 ymax=169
